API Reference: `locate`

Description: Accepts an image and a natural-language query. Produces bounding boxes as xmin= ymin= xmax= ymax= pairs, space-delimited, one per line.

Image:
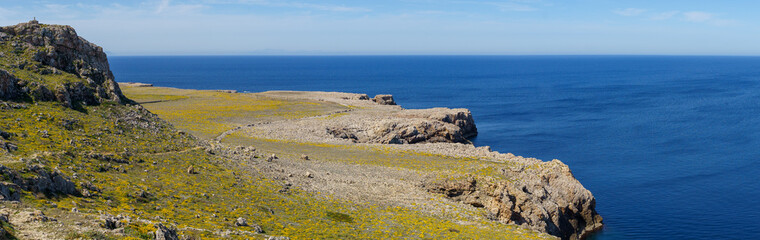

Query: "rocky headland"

xmin=0 ymin=21 xmax=601 ymax=239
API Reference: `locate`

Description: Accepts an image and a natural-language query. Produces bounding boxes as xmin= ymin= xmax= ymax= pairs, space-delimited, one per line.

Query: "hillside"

xmin=0 ymin=20 xmax=601 ymax=240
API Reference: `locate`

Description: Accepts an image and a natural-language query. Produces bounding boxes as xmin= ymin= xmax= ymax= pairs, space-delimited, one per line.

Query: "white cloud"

xmin=682 ymin=11 xmax=713 ymax=22
xmin=613 ymin=8 xmax=647 ymax=17
xmin=649 ymin=11 xmax=680 ymax=20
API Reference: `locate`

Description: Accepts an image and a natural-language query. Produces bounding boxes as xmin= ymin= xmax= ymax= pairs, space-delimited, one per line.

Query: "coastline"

xmin=0 ymin=20 xmax=599 ymax=239
xmin=120 ymin=82 xmax=604 ymax=239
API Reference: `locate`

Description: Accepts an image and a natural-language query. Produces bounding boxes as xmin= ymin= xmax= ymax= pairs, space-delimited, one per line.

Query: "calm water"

xmin=110 ymin=56 xmax=760 ymax=239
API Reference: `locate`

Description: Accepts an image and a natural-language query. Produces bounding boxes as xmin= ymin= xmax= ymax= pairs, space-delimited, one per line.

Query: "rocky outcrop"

xmin=0 ymin=164 xmax=79 ymax=197
xmin=155 ymin=223 xmax=180 ymax=240
xmin=0 ymin=70 xmax=20 ymax=100
xmin=372 ymin=94 xmax=396 ymax=105
xmin=101 ymin=214 xmax=128 ymax=230
xmin=321 ymin=108 xmax=477 ymax=144
xmin=398 ymin=108 xmax=477 ymax=138
xmin=371 ymin=118 xmax=469 ymax=144
xmin=0 ymin=20 xmax=127 ymax=106
xmin=425 ymin=160 xmax=603 ymax=240
xmin=0 ymin=182 xmax=21 ymax=201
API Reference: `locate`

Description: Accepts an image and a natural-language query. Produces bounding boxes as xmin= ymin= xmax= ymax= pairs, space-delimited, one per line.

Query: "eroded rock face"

xmin=24 ymin=165 xmax=80 ymax=196
xmin=372 ymin=94 xmax=396 ymax=105
xmin=0 ymin=21 xmax=126 ymax=106
xmin=371 ymin=119 xmax=468 ymax=144
xmin=0 ymin=164 xmax=80 ymax=197
xmin=0 ymin=182 xmax=21 ymax=201
xmin=323 ymin=108 xmax=478 ymax=144
xmin=155 ymin=223 xmax=179 ymax=240
xmin=425 ymin=160 xmax=603 ymax=240
xmin=398 ymin=108 xmax=478 ymax=139
xmin=0 ymin=70 xmax=19 ymax=100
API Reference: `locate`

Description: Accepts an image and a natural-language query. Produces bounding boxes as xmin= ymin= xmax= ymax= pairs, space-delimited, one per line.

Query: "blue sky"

xmin=1 ymin=0 xmax=758 ymax=55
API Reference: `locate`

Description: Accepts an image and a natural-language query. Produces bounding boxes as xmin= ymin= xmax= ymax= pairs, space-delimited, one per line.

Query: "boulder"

xmin=235 ymin=217 xmax=248 ymax=227
xmin=251 ymin=223 xmax=264 ymax=233
xmin=101 ymin=215 xmax=127 ymax=229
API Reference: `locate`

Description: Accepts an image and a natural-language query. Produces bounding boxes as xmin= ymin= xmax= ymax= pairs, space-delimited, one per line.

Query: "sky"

xmin=1 ymin=0 xmax=759 ymax=55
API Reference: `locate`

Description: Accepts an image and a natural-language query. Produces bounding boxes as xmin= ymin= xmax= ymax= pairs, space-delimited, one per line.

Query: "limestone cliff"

xmin=0 ymin=20 xmax=126 ymax=107
xmin=425 ymin=159 xmax=603 ymax=239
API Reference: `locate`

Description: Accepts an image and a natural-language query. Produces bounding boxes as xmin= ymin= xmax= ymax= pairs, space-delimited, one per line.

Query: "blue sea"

xmin=110 ymin=56 xmax=760 ymax=240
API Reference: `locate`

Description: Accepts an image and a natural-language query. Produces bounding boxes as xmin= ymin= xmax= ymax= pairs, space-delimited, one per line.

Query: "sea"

xmin=110 ymin=56 xmax=760 ymax=240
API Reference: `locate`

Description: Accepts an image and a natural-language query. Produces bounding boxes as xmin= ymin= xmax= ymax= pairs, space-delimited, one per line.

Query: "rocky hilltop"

xmin=0 ymin=21 xmax=601 ymax=240
xmin=0 ymin=20 xmax=125 ymax=107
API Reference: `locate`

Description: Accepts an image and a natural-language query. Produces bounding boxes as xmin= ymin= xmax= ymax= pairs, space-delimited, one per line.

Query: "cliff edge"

xmin=0 ymin=20 xmax=125 ymax=106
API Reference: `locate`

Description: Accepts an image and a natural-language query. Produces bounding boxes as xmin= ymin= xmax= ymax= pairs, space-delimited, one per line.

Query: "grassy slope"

xmin=0 ymin=77 xmax=554 ymax=239
xmin=123 ymin=86 xmax=346 ymax=140
xmin=120 ymin=85 xmax=553 ymax=239
xmin=0 ymin=94 xmax=554 ymax=240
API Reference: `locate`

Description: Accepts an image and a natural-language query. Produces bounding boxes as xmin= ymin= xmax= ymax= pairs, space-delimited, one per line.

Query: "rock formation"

xmin=372 ymin=94 xmax=396 ymax=105
xmin=0 ymin=70 xmax=20 ymax=100
xmin=0 ymin=20 xmax=127 ymax=106
xmin=425 ymin=160 xmax=603 ymax=239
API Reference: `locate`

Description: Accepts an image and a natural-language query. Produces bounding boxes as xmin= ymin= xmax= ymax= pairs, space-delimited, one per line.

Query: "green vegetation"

xmin=0 ymin=37 xmax=550 ymax=238
xmin=0 ymin=37 xmax=90 ymax=90
xmin=121 ymin=86 xmax=347 ymax=139
xmin=0 ymin=101 xmax=549 ymax=239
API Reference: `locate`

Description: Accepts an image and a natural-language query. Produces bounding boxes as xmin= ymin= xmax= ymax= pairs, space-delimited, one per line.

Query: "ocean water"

xmin=110 ymin=56 xmax=760 ymax=240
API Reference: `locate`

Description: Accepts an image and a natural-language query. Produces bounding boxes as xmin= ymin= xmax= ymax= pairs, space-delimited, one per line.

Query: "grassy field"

xmin=116 ymin=85 xmax=554 ymax=239
xmin=121 ymin=86 xmax=348 ymax=140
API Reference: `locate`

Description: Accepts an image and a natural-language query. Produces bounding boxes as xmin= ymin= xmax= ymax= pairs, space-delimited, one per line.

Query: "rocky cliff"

xmin=0 ymin=20 xmax=126 ymax=107
xmin=425 ymin=159 xmax=603 ymax=239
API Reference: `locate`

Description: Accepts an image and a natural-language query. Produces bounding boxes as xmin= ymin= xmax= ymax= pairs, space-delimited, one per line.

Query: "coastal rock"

xmin=372 ymin=94 xmax=396 ymax=105
xmin=398 ymin=108 xmax=478 ymax=139
xmin=371 ymin=119 xmax=468 ymax=144
xmin=425 ymin=160 xmax=603 ymax=240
